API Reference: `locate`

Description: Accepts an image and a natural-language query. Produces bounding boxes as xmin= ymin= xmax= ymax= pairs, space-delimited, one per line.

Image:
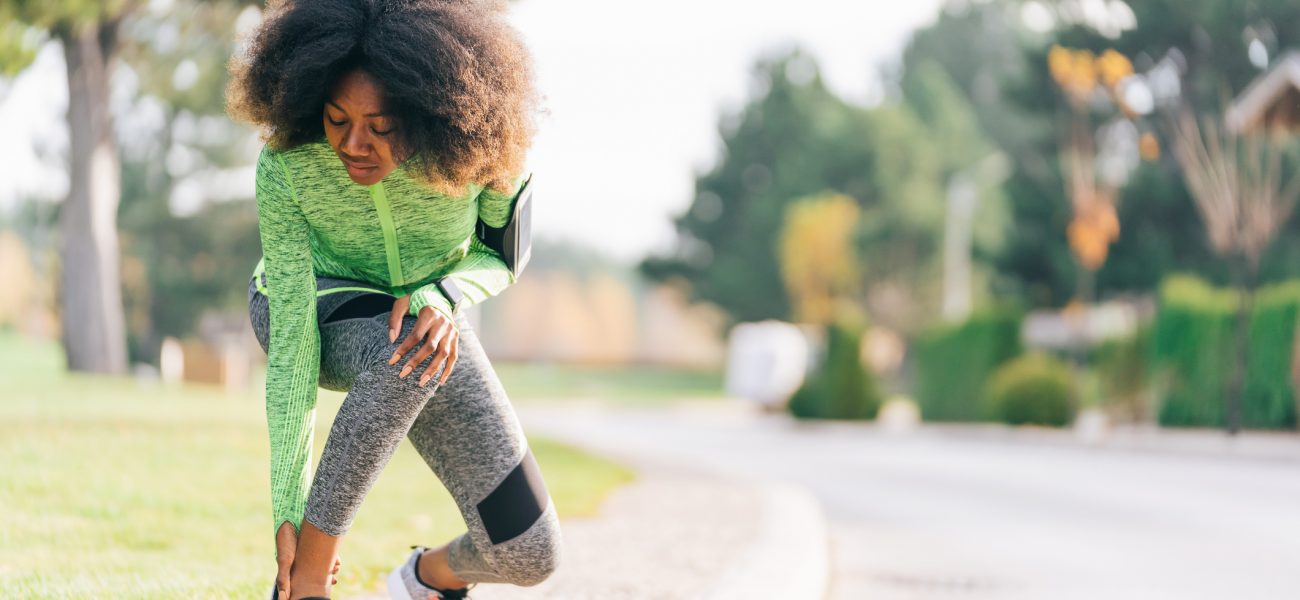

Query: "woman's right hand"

xmin=387 ymin=293 xmax=460 ymax=387
xmin=274 ymin=521 xmax=341 ymax=599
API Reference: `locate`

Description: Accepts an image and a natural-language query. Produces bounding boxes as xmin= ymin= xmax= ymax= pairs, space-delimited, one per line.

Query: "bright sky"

xmin=0 ymin=0 xmax=944 ymax=265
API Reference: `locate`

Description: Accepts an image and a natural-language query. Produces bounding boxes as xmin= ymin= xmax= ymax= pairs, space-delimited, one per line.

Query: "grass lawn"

xmin=0 ymin=331 xmax=637 ymax=599
xmin=493 ymin=360 xmax=728 ymax=405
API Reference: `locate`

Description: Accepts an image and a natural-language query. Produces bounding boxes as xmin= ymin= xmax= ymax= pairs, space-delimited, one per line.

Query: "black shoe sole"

xmin=271 ymin=582 xmax=332 ymax=600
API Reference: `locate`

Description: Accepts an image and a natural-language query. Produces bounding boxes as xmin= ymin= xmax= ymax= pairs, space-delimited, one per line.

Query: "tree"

xmin=114 ymin=2 xmax=266 ymax=364
xmin=640 ymin=48 xmax=951 ymax=333
xmin=1047 ymin=46 xmax=1134 ymax=301
xmin=777 ymin=192 xmax=863 ymax=326
xmin=638 ymin=49 xmax=857 ymax=327
xmin=1166 ymin=107 xmax=1300 ymax=433
xmin=900 ymin=59 xmax=1011 ymax=321
xmin=0 ymin=0 xmax=257 ymax=372
xmin=0 ymin=2 xmax=140 ymax=374
xmin=901 ymin=0 xmax=1300 ymax=306
xmin=895 ymin=1 xmax=1075 ymax=307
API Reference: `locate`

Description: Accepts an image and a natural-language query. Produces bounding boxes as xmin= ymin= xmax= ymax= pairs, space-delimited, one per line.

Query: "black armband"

xmin=476 ymin=174 xmax=533 ymax=279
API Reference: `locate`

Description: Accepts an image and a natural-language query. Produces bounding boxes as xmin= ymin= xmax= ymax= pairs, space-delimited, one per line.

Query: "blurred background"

xmin=2 ymin=0 xmax=1300 ymax=598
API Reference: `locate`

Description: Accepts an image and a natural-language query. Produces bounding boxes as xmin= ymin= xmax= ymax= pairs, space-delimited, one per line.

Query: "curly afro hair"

xmin=225 ymin=0 xmax=539 ymax=194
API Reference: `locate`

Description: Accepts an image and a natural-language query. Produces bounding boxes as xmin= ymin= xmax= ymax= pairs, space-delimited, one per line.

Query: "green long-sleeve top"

xmin=251 ymin=136 xmax=525 ymax=539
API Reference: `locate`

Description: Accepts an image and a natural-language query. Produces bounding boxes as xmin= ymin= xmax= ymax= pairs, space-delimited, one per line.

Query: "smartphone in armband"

xmin=476 ymin=174 xmax=533 ymax=279
xmin=435 ymin=276 xmax=465 ymax=313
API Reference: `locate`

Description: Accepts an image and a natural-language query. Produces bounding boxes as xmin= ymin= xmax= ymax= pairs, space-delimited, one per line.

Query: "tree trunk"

xmin=1070 ymin=264 xmax=1095 ymax=375
xmin=1226 ymin=253 xmax=1257 ymax=435
xmin=57 ymin=20 xmax=127 ymax=374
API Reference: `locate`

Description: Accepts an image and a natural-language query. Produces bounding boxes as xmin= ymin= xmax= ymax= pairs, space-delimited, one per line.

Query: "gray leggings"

xmin=247 ymin=274 xmax=563 ymax=586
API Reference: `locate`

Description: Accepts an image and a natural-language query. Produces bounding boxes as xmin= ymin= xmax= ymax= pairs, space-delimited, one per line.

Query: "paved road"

xmin=515 ymin=400 xmax=1300 ymax=600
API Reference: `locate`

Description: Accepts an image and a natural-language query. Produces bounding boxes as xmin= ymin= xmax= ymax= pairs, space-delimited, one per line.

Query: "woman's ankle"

xmin=417 ymin=544 xmax=470 ymax=590
xmin=288 ymin=565 xmax=332 ymax=600
xmin=287 ymin=582 xmax=331 ymax=600
xmin=291 ymin=519 xmax=342 ymax=598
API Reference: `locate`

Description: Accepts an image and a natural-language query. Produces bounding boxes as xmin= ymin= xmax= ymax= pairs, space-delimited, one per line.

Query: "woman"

xmin=225 ymin=1 xmax=561 ymax=598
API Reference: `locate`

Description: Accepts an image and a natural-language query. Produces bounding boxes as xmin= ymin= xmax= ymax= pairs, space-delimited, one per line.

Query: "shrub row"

xmin=1152 ymin=275 xmax=1300 ymax=429
xmin=914 ymin=306 xmax=1023 ymax=422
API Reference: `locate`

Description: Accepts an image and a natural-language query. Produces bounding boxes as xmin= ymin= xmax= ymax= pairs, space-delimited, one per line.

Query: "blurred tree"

xmin=1047 ymin=46 xmax=1133 ymax=302
xmin=0 ymin=0 xmax=258 ymax=372
xmin=0 ymin=1 xmax=139 ymax=374
xmin=897 ymin=1 xmax=1049 ymax=164
xmin=900 ymin=58 xmax=1011 ymax=321
xmin=1057 ymin=0 xmax=1300 ymax=298
xmin=900 ymin=59 xmax=991 ymax=173
xmin=1166 ymin=107 xmax=1300 ymax=433
xmin=639 ymin=48 xmax=949 ymax=333
xmin=901 ymin=0 xmax=1300 ymax=306
xmin=777 ymin=192 xmax=863 ymax=326
xmin=896 ymin=1 xmax=1073 ymax=307
xmin=113 ymin=2 xmax=265 ymax=364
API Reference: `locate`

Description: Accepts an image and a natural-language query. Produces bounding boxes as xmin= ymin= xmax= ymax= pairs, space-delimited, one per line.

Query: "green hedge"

xmin=1152 ymin=275 xmax=1300 ymax=429
xmin=788 ymin=317 xmax=882 ymax=420
xmin=983 ymin=352 xmax=1075 ymax=427
xmin=914 ymin=306 xmax=1023 ymax=422
xmin=1092 ymin=324 xmax=1152 ymax=421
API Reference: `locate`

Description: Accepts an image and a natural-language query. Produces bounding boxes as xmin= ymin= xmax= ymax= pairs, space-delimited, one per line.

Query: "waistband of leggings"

xmin=250 ymin=256 xmax=394 ymax=298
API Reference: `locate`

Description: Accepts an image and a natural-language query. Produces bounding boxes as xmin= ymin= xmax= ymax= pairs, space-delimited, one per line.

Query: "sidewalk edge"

xmin=705 ymin=479 xmax=831 ymax=600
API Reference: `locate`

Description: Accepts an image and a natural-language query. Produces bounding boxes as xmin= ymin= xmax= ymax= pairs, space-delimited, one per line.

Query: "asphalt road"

xmin=514 ymin=400 xmax=1300 ymax=600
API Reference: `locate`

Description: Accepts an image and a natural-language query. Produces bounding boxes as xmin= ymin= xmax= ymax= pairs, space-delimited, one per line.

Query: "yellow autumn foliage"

xmin=1049 ymin=45 xmax=1134 ymax=102
xmin=1067 ymin=202 xmax=1121 ymax=271
xmin=778 ymin=192 xmax=862 ymax=325
xmin=1096 ymin=48 xmax=1133 ymax=90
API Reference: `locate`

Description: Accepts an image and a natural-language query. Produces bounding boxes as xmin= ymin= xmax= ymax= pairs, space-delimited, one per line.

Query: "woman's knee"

xmin=476 ymin=448 xmax=564 ymax=586
xmin=483 ymin=505 xmax=564 ymax=587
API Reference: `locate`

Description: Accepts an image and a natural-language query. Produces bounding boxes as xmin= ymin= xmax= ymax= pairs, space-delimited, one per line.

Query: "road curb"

xmin=513 ymin=401 xmax=834 ymax=599
xmin=705 ymin=478 xmax=831 ymax=600
xmin=797 ymin=418 xmax=1300 ymax=464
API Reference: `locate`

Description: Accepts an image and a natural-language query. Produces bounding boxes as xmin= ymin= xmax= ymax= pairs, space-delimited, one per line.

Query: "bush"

xmin=914 ymin=306 xmax=1023 ymax=422
xmin=1092 ymin=324 xmax=1152 ymax=422
xmin=787 ymin=318 xmax=882 ymax=420
xmin=1151 ymin=275 xmax=1300 ymax=429
xmin=1150 ymin=276 xmax=1235 ymax=427
xmin=983 ymin=352 xmax=1075 ymax=427
xmin=1244 ymin=281 xmax=1300 ymax=428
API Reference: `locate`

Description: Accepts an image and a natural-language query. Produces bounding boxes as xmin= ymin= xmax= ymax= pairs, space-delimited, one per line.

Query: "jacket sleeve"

xmin=254 ymin=146 xmax=321 ymax=542
xmin=407 ymin=176 xmax=527 ymax=320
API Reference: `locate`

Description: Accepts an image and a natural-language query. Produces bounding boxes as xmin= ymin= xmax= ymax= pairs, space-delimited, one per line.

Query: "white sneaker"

xmin=386 ymin=545 xmax=475 ymax=600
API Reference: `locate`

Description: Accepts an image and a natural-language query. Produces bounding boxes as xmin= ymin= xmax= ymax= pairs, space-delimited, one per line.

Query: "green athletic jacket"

xmin=251 ymin=136 xmax=524 ymax=538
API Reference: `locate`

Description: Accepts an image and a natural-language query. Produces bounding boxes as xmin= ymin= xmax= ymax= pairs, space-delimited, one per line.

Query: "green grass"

xmin=0 ymin=331 xmax=636 ymax=599
xmin=241 ymin=353 xmax=730 ymax=406
xmin=494 ymin=360 xmax=728 ymax=404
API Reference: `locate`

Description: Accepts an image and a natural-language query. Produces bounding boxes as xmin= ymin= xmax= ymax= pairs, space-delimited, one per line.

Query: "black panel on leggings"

xmin=322 ymin=293 xmax=393 ymax=324
xmin=477 ymin=447 xmax=549 ymax=544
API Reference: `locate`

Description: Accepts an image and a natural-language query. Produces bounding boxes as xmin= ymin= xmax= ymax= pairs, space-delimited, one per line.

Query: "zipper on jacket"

xmin=369 ymin=181 xmax=407 ymax=295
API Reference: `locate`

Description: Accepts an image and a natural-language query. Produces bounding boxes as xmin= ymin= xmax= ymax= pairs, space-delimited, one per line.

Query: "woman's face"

xmin=324 ymin=68 xmax=401 ymax=186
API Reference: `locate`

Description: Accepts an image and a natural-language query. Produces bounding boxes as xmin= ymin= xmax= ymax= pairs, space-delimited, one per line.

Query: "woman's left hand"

xmin=387 ymin=294 xmax=460 ymax=387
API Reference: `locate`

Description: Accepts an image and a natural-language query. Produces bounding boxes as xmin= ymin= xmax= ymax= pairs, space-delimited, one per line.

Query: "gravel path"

xmin=470 ymin=458 xmax=765 ymax=599
xmin=356 ymin=425 xmax=769 ymax=599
